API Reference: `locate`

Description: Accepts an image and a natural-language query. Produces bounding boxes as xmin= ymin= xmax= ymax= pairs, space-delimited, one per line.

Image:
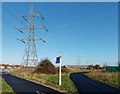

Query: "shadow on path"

xmin=70 ymin=72 xmax=120 ymax=94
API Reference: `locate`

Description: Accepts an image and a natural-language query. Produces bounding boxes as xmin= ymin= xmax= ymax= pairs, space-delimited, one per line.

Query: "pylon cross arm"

xmin=21 ymin=13 xmax=41 ymax=17
xmin=35 ymin=26 xmax=46 ymax=29
xmin=15 ymin=26 xmax=45 ymax=30
xmin=17 ymin=38 xmax=44 ymax=41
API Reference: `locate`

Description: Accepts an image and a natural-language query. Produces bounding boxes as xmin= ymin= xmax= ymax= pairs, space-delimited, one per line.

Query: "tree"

xmin=94 ymin=64 xmax=100 ymax=69
xmin=33 ymin=58 xmax=57 ymax=74
xmin=60 ymin=66 xmax=70 ymax=74
xmin=87 ymin=65 xmax=93 ymax=70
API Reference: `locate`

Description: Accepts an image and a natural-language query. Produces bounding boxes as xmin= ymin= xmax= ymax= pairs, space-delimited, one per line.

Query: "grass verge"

xmin=85 ymin=71 xmax=120 ymax=89
xmin=0 ymin=77 xmax=15 ymax=94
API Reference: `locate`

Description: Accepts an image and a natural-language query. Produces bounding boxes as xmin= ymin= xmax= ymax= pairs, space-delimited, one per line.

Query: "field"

xmin=85 ymin=71 xmax=120 ymax=89
xmin=0 ymin=77 xmax=15 ymax=94
xmin=10 ymin=68 xmax=79 ymax=94
xmin=8 ymin=67 xmax=120 ymax=93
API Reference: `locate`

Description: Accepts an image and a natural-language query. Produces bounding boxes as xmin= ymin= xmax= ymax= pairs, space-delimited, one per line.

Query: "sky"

xmin=1 ymin=2 xmax=118 ymax=66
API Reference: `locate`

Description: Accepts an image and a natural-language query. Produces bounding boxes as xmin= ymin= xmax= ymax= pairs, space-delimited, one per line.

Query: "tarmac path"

xmin=70 ymin=72 xmax=120 ymax=94
xmin=2 ymin=73 xmax=63 ymax=94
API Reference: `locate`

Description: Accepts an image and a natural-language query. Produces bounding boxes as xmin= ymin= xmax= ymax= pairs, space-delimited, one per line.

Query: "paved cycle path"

xmin=2 ymin=73 xmax=63 ymax=94
xmin=70 ymin=72 xmax=120 ymax=94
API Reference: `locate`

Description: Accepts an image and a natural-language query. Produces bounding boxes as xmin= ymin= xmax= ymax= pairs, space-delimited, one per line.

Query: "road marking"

xmin=36 ymin=91 xmax=40 ymax=94
xmin=36 ymin=90 xmax=45 ymax=94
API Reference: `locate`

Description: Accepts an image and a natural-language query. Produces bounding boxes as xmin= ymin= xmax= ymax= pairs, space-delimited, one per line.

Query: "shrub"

xmin=87 ymin=65 xmax=93 ymax=70
xmin=61 ymin=67 xmax=70 ymax=74
xmin=94 ymin=64 xmax=100 ymax=69
xmin=33 ymin=58 xmax=57 ymax=74
xmin=56 ymin=67 xmax=70 ymax=74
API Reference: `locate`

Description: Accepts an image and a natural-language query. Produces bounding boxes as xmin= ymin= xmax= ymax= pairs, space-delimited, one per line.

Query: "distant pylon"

xmin=77 ymin=56 xmax=80 ymax=65
xmin=16 ymin=3 xmax=46 ymax=66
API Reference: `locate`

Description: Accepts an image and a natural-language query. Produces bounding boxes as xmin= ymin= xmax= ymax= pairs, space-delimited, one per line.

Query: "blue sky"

xmin=2 ymin=2 xmax=118 ymax=66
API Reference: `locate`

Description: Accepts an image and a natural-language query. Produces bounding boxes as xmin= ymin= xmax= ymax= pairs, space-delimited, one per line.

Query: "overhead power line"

xmin=3 ymin=6 xmax=26 ymax=27
xmin=2 ymin=32 xmax=17 ymax=39
xmin=33 ymin=3 xmax=64 ymax=51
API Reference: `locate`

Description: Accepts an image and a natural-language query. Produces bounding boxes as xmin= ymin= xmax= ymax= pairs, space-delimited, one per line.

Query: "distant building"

xmin=0 ymin=64 xmax=9 ymax=69
xmin=0 ymin=65 xmax=5 ymax=69
xmin=65 ymin=65 xmax=89 ymax=69
xmin=0 ymin=64 xmax=24 ymax=69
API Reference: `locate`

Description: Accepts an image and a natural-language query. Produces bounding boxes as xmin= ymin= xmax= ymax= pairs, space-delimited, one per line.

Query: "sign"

xmin=55 ymin=56 xmax=61 ymax=64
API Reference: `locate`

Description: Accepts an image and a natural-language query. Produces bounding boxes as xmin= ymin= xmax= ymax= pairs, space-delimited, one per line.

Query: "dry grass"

xmin=68 ymin=68 xmax=102 ymax=73
xmin=10 ymin=68 xmax=34 ymax=75
xmin=85 ymin=71 xmax=120 ymax=89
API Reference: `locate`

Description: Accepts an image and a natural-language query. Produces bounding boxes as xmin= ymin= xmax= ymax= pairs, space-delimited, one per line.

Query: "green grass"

xmin=0 ymin=77 xmax=15 ymax=94
xmin=45 ymin=74 xmax=77 ymax=93
xmin=85 ymin=71 xmax=120 ymax=89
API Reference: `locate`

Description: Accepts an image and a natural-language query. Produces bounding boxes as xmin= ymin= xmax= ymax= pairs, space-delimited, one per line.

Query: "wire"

xmin=10 ymin=4 xmax=29 ymax=23
xmin=3 ymin=6 xmax=27 ymax=27
xmin=33 ymin=3 xmax=64 ymax=51
xmin=2 ymin=32 xmax=17 ymax=39
xmin=2 ymin=19 xmax=14 ymax=28
xmin=33 ymin=3 xmax=44 ymax=21
xmin=3 ymin=19 xmax=28 ymax=37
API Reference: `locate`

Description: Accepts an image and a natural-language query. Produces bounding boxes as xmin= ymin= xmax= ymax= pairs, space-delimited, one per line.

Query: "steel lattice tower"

xmin=77 ymin=56 xmax=80 ymax=65
xmin=16 ymin=3 xmax=46 ymax=66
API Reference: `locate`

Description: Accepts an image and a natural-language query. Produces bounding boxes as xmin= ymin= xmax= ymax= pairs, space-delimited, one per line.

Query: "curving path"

xmin=2 ymin=73 xmax=63 ymax=94
xmin=70 ymin=72 xmax=120 ymax=94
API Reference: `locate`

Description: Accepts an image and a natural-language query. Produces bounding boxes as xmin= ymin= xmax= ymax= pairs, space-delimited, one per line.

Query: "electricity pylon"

xmin=77 ymin=56 xmax=80 ymax=65
xmin=16 ymin=3 xmax=47 ymax=66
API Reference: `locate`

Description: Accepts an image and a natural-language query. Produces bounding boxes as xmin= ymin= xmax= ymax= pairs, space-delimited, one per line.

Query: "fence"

xmin=106 ymin=66 xmax=120 ymax=72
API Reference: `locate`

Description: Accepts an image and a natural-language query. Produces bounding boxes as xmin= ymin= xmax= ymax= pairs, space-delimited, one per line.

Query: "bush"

xmin=56 ymin=67 xmax=70 ymax=74
xmin=61 ymin=67 xmax=70 ymax=73
xmin=94 ymin=64 xmax=100 ymax=69
xmin=33 ymin=58 xmax=57 ymax=74
xmin=87 ymin=65 xmax=93 ymax=70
